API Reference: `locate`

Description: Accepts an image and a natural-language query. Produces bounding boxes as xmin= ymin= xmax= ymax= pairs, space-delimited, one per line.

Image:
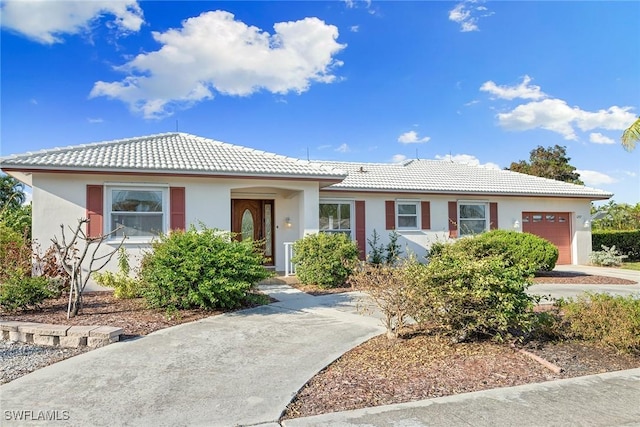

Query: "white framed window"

xmin=397 ymin=200 xmax=419 ymax=230
xmin=458 ymin=201 xmax=488 ymax=236
xmin=107 ymin=185 xmax=169 ymax=240
xmin=319 ymin=200 xmax=353 ymax=237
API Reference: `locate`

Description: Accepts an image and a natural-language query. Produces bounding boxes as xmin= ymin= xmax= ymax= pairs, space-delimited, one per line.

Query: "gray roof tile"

xmin=314 ymin=160 xmax=612 ymax=199
xmin=0 ymin=133 xmax=346 ymax=180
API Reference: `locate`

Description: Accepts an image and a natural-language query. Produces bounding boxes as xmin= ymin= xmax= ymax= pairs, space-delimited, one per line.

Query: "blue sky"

xmin=1 ymin=0 xmax=639 ymax=203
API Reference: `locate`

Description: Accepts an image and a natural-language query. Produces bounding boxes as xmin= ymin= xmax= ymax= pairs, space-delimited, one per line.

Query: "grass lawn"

xmin=621 ymin=262 xmax=640 ymax=271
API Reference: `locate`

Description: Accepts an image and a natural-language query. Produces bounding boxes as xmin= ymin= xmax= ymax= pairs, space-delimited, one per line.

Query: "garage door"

xmin=522 ymin=212 xmax=572 ymax=265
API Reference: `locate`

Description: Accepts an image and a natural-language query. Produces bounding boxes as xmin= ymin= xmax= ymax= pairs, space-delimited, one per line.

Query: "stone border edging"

xmin=0 ymin=320 xmax=123 ymax=348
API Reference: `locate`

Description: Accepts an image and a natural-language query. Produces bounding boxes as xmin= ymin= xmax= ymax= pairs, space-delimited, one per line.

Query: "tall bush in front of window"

xmin=139 ymin=225 xmax=272 ymax=310
xmin=292 ymin=232 xmax=359 ymax=288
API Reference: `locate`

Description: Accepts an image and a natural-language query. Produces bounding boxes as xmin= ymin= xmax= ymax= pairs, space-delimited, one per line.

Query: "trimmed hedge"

xmin=292 ymin=233 xmax=359 ymax=288
xmin=592 ymin=230 xmax=640 ymax=261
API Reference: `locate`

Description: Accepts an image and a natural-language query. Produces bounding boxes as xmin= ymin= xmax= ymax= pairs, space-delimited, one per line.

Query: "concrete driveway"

xmin=528 ymin=264 xmax=640 ymax=301
xmin=0 ymin=284 xmax=383 ymax=426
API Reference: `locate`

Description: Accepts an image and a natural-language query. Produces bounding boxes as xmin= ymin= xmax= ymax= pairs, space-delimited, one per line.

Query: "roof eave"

xmin=322 ymin=186 xmax=612 ymax=200
xmin=0 ymin=165 xmax=347 ymax=183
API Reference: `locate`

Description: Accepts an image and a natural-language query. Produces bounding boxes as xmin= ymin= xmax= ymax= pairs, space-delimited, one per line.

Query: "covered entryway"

xmin=522 ymin=212 xmax=572 ymax=265
xmin=232 ymin=199 xmax=274 ymax=266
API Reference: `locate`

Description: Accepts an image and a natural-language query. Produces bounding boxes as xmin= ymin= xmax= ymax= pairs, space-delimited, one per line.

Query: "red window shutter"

xmin=170 ymin=187 xmax=186 ymax=231
xmin=355 ymin=201 xmax=366 ymax=260
xmin=489 ymin=202 xmax=498 ymax=230
xmin=448 ymin=201 xmax=458 ymax=238
xmin=421 ymin=201 xmax=431 ymax=230
xmin=86 ymin=185 xmax=104 ymax=238
xmin=385 ymin=200 xmax=395 ymax=230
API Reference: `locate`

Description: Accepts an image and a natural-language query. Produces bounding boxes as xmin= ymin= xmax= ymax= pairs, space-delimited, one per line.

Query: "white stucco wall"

xmin=31 ymin=173 xmax=322 ymax=286
xmin=319 ymin=190 xmax=594 ymax=265
xmin=30 ymin=171 xmax=597 ymax=292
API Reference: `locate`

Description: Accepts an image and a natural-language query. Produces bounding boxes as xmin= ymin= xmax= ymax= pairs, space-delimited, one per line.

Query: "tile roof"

xmin=313 ymin=159 xmax=613 ymax=199
xmin=0 ymin=132 xmax=612 ymax=199
xmin=0 ymin=133 xmax=346 ymax=180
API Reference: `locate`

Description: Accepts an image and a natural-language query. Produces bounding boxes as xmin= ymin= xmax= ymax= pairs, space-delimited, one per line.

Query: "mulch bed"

xmin=282 ymin=332 xmax=640 ymax=419
xmin=0 ymin=291 xmax=267 ymax=339
xmin=532 ymin=271 xmax=636 ymax=285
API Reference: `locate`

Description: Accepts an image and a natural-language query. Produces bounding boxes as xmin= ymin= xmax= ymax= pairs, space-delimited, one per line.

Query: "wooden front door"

xmin=231 ymin=200 xmax=274 ymax=266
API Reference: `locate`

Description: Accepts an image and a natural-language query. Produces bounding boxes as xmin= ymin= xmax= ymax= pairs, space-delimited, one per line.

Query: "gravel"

xmin=0 ymin=340 xmax=89 ymax=384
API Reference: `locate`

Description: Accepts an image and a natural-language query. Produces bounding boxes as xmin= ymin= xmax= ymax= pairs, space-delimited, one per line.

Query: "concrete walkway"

xmin=0 ymin=284 xmax=383 ymax=426
xmin=1 ymin=268 xmax=639 ymax=426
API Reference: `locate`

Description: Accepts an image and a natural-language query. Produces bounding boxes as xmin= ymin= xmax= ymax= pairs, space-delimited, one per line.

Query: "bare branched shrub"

xmin=51 ymin=218 xmax=125 ymax=318
xmin=349 ymin=261 xmax=415 ymax=339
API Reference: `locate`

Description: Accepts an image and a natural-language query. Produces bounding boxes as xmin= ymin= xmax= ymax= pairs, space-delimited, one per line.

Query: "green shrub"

xmin=592 ymin=230 xmax=640 ymax=261
xmin=94 ymin=248 xmax=141 ymax=299
xmin=139 ymin=225 xmax=272 ymax=310
xmin=473 ymin=230 xmax=558 ymax=273
xmin=367 ymin=229 xmax=403 ymax=266
xmin=589 ymin=245 xmax=626 ymax=267
xmin=0 ymin=223 xmax=31 ymax=282
xmin=292 ymin=232 xmax=359 ymax=288
xmin=430 ymin=230 xmax=558 ymax=275
xmin=558 ymin=293 xmax=640 ymax=354
xmin=411 ymin=240 xmax=538 ymax=342
xmin=0 ymin=274 xmax=55 ymax=312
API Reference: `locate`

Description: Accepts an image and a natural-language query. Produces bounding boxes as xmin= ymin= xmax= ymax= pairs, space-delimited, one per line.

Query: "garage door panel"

xmin=522 ymin=212 xmax=571 ymax=265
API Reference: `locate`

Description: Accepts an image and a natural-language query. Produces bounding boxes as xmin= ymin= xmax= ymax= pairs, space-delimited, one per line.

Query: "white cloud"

xmin=480 ymin=75 xmax=547 ymax=100
xmin=335 ymin=143 xmax=350 ymax=153
xmin=398 ymin=130 xmax=430 ymax=144
xmin=464 ymin=99 xmax=480 ymax=107
xmin=497 ymin=98 xmax=636 ymax=140
xmin=29 ymin=98 xmax=38 ymax=105
xmin=317 ymin=144 xmax=332 ymax=150
xmin=87 ymin=117 xmax=104 ymax=124
xmin=350 ymin=25 xmax=359 ymax=33
xmin=391 ymin=154 xmax=407 ymax=163
xmin=0 ymin=0 xmax=143 ymax=44
xmin=624 ymin=170 xmax=637 ymax=178
xmin=344 ymin=0 xmax=372 ymax=10
xmin=90 ymin=11 xmax=346 ymax=119
xmin=589 ymin=132 xmax=615 ymax=145
xmin=23 ymin=189 xmax=33 ymax=205
xmin=449 ymin=1 xmax=492 ymax=32
xmin=435 ymin=153 xmax=500 ymax=170
xmin=576 ymin=170 xmax=617 ymax=186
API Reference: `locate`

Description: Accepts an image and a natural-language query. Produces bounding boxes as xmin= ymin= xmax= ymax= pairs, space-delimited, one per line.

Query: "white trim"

xmin=396 ymin=199 xmax=420 ymax=231
xmin=104 ymin=181 xmax=169 ymax=188
xmin=319 ymin=199 xmax=355 ymax=238
xmin=457 ymin=201 xmax=489 ymax=237
xmin=105 ymin=185 xmax=169 ymax=242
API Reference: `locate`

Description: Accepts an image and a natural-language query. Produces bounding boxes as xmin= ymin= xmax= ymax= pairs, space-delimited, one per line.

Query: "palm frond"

xmin=621 ymin=116 xmax=640 ymax=152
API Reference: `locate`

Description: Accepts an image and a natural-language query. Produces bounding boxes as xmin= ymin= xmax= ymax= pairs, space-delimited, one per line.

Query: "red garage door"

xmin=522 ymin=212 xmax=572 ymax=265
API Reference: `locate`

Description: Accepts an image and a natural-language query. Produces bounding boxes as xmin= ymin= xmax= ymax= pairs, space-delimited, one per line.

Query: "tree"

xmin=621 ymin=117 xmax=639 ymax=152
xmin=0 ymin=175 xmax=26 ymax=210
xmin=508 ymin=145 xmax=583 ymax=185
xmin=591 ymin=201 xmax=640 ymax=230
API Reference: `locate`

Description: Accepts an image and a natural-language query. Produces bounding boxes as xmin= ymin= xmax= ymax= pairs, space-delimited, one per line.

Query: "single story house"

xmin=1 ymin=132 xmax=612 ymax=276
